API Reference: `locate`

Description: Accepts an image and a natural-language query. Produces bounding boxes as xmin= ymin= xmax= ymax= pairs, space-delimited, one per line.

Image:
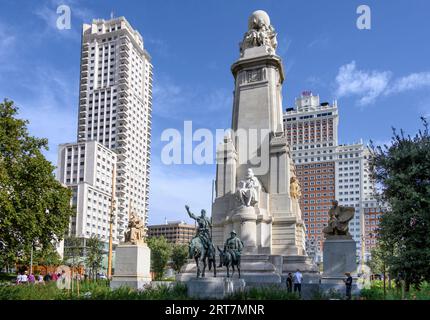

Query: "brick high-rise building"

xmin=284 ymin=92 xmax=338 ymax=262
xmin=284 ymin=92 xmax=381 ymax=263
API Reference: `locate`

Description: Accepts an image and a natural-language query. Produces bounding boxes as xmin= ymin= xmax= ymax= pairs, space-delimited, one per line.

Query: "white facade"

xmin=57 ymin=16 xmax=153 ymax=245
xmin=335 ymin=143 xmax=373 ymax=255
xmin=57 ymin=141 xmax=118 ymax=242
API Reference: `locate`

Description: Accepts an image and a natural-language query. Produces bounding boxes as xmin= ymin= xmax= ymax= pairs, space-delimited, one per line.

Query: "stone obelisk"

xmin=211 ymin=10 xmax=316 ymax=285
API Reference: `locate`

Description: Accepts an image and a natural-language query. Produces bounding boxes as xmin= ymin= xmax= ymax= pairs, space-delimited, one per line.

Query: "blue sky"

xmin=1 ymin=0 xmax=429 ymax=225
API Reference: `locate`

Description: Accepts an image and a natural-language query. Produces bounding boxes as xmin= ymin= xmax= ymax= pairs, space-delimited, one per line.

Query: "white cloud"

xmin=387 ymin=72 xmax=430 ymax=94
xmin=334 ymin=61 xmax=430 ymax=106
xmin=335 ymin=61 xmax=391 ymax=105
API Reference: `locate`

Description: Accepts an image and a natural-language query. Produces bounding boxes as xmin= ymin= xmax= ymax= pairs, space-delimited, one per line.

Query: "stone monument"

xmin=179 ymin=10 xmax=318 ymax=286
xmin=110 ymin=212 xmax=151 ymax=290
xmin=321 ymin=200 xmax=359 ymax=293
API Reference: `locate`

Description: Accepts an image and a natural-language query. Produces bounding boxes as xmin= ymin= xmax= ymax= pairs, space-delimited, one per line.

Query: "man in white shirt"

xmin=293 ymin=269 xmax=303 ymax=296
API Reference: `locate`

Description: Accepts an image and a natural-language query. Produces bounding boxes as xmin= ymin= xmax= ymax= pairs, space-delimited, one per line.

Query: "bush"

xmin=0 ymin=280 xmax=188 ymax=300
xmin=360 ymin=280 xmax=430 ymax=300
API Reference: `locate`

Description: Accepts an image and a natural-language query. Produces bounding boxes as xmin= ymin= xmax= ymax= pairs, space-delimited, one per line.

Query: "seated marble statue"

xmin=322 ymin=200 xmax=355 ymax=237
xmin=125 ymin=212 xmax=145 ymax=245
xmin=237 ymin=168 xmax=261 ymax=207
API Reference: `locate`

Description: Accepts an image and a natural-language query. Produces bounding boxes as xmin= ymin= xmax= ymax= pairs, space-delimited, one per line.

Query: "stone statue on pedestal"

xmin=236 ymin=168 xmax=261 ymax=207
xmin=240 ymin=10 xmax=278 ymax=56
xmin=322 ymin=200 xmax=355 ymax=237
xmin=124 ymin=212 xmax=145 ymax=245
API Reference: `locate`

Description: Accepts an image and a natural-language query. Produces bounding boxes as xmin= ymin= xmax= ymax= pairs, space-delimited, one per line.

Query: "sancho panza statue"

xmin=322 ymin=200 xmax=355 ymax=237
xmin=237 ymin=168 xmax=261 ymax=207
xmin=223 ymin=230 xmax=244 ymax=264
xmin=125 ymin=212 xmax=145 ymax=245
xmin=240 ymin=10 xmax=278 ymax=56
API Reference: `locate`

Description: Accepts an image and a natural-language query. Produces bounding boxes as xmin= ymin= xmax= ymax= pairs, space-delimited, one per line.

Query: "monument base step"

xmin=110 ymin=276 xmax=151 ymax=290
xmin=187 ymin=277 xmax=246 ymax=299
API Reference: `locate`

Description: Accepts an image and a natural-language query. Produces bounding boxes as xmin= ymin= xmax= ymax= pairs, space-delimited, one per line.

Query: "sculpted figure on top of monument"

xmin=322 ymin=200 xmax=355 ymax=237
xmin=236 ymin=168 xmax=261 ymax=207
xmin=125 ymin=212 xmax=145 ymax=245
xmin=290 ymin=176 xmax=302 ymax=199
xmin=240 ymin=10 xmax=278 ymax=56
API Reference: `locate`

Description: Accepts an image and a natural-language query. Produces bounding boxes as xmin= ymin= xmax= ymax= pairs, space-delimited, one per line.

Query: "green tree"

xmin=85 ymin=236 xmax=104 ymax=280
xmin=0 ymin=99 xmax=74 ymax=262
xmin=63 ymin=236 xmax=84 ymax=270
xmin=367 ymin=245 xmax=386 ymax=275
xmin=171 ymin=244 xmax=188 ymax=273
xmin=147 ymin=236 xmax=172 ymax=280
xmin=369 ymin=117 xmax=430 ymax=290
xmin=33 ymin=243 xmax=62 ymax=274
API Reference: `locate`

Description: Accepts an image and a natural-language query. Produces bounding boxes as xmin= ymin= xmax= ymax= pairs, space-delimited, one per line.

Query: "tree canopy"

xmin=0 ymin=99 xmax=74 ymax=265
xmin=370 ymin=117 xmax=430 ymax=288
xmin=147 ymin=236 xmax=172 ymax=280
xmin=171 ymin=244 xmax=189 ymax=273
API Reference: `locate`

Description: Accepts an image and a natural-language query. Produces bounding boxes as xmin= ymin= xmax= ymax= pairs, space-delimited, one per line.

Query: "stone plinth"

xmin=321 ymin=237 xmax=359 ymax=296
xmin=323 ymin=237 xmax=357 ymax=277
xmin=187 ymin=277 xmax=246 ymax=299
xmin=110 ymin=244 xmax=151 ymax=290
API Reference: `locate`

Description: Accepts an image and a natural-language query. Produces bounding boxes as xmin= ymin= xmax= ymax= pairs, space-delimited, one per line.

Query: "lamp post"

xmin=107 ymin=164 xmax=116 ymax=279
xmin=30 ymin=242 xmax=33 ymax=275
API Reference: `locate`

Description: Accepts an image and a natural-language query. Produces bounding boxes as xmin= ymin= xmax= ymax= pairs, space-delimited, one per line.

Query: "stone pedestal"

xmin=187 ymin=277 xmax=246 ymax=299
xmin=321 ymin=237 xmax=358 ymax=295
xmin=110 ymin=244 xmax=151 ymax=290
xmin=323 ymin=238 xmax=357 ymax=277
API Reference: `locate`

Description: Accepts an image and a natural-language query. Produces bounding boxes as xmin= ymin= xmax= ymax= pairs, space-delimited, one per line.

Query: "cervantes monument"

xmin=178 ymin=10 xmax=318 ymax=285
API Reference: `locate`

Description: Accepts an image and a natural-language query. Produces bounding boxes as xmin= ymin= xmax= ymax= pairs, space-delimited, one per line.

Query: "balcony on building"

xmin=116 ymin=142 xmax=127 ymax=152
xmin=120 ymin=49 xmax=129 ymax=58
xmin=118 ymin=95 xmax=129 ymax=104
xmin=118 ymin=77 xmax=129 ymax=86
xmin=119 ymin=56 xmax=129 ymax=65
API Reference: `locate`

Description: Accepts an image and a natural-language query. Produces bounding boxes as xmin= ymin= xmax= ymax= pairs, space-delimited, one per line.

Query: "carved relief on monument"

xmin=246 ymin=68 xmax=263 ymax=83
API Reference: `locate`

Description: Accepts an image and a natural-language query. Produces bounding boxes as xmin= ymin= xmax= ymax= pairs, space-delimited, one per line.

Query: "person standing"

xmin=21 ymin=271 xmax=28 ymax=284
xmin=16 ymin=272 xmax=22 ymax=284
xmin=293 ymin=269 xmax=303 ymax=296
xmin=344 ymin=272 xmax=353 ymax=300
xmin=286 ymin=272 xmax=293 ymax=293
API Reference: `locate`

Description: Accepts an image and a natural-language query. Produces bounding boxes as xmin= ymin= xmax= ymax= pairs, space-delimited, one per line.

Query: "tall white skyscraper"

xmin=57 ymin=17 xmax=153 ymax=246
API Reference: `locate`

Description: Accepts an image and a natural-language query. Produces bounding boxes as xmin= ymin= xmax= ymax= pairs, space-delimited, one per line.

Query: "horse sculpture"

xmin=189 ymin=237 xmax=216 ymax=278
xmin=217 ymin=246 xmax=241 ymax=278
